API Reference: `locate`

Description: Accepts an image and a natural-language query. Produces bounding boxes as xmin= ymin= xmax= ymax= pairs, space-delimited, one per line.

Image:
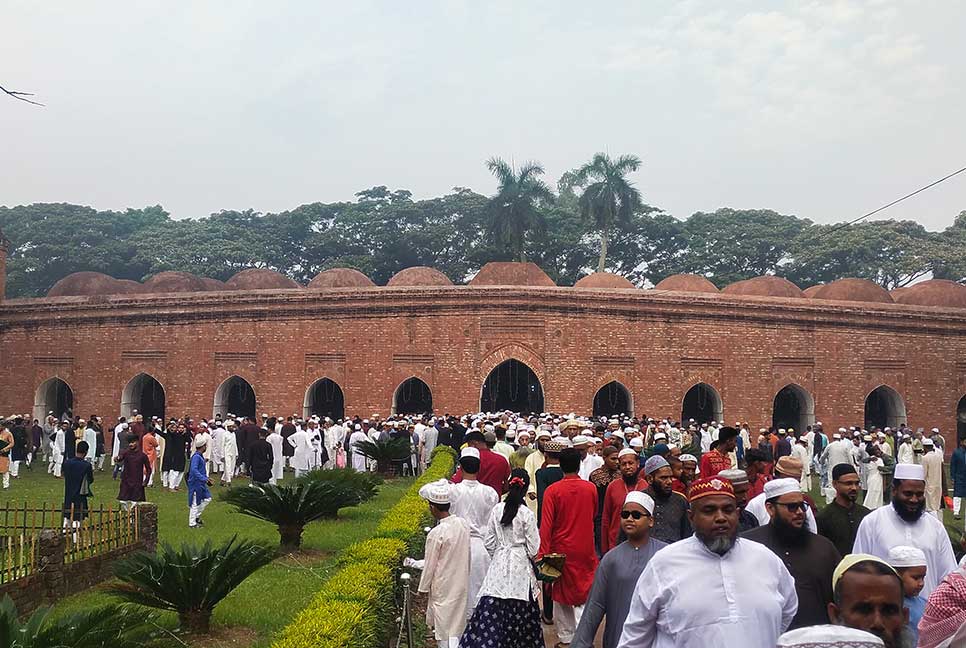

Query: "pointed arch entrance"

xmin=393 ymin=377 xmax=433 ymax=415
xmin=593 ymin=381 xmax=632 ymax=418
xmin=772 ymin=384 xmax=815 ymax=432
xmin=304 ymin=378 xmax=345 ymax=420
xmin=958 ymin=395 xmax=966 ymax=442
xmin=214 ymin=376 xmax=257 ymax=420
xmin=480 ymin=359 xmax=545 ymax=414
xmin=681 ymin=383 xmax=722 ymax=424
xmin=34 ymin=378 xmax=74 ymax=422
xmin=121 ymin=373 xmax=166 ymax=420
xmin=864 ymin=385 xmax=906 ymax=430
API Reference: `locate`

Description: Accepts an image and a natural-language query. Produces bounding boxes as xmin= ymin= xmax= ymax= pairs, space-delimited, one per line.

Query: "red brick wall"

xmin=2 ymin=286 xmax=965 ymax=449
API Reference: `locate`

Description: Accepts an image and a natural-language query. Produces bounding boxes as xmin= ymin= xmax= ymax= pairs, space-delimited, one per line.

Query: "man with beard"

xmin=643 ymin=455 xmax=691 ymax=544
xmin=590 ymin=445 xmax=621 ymax=554
xmin=744 ymin=478 xmax=841 ymax=628
xmin=853 ymin=463 xmax=957 ymax=598
xmin=617 ymin=476 xmax=797 ymax=648
xmin=817 ymin=464 xmax=871 ymax=556
xmin=718 ymin=468 xmax=759 ymax=532
xmin=746 ymin=456 xmax=818 ymax=532
xmin=828 ymin=554 xmax=912 ymax=648
xmin=600 ymin=448 xmax=649 ymax=553
xmin=699 ymin=426 xmax=737 ymax=478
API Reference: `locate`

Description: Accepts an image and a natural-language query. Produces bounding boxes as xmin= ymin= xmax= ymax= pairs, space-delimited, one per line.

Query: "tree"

xmin=484 ymin=158 xmax=554 ymax=262
xmin=932 ymin=210 xmax=966 ymax=283
xmin=575 ymin=153 xmax=643 ymax=272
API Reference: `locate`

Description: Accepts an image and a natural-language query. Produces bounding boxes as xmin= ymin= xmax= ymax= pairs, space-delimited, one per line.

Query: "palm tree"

xmin=353 ymin=436 xmax=413 ymax=476
xmin=576 ymin=153 xmax=643 ymax=272
xmin=221 ymin=479 xmax=367 ymax=551
xmin=0 ymin=597 xmax=157 ymax=648
xmin=485 ymin=158 xmax=555 ymax=262
xmin=108 ymin=537 xmax=274 ymax=634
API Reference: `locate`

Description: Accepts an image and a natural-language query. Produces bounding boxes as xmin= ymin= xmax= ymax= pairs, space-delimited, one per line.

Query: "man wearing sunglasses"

xmin=744 ymin=477 xmax=842 ymax=629
xmin=572 ymin=491 xmax=666 ymax=648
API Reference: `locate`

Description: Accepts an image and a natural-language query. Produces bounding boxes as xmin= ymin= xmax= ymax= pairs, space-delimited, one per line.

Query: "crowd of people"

xmin=4 ymin=408 xmax=966 ymax=646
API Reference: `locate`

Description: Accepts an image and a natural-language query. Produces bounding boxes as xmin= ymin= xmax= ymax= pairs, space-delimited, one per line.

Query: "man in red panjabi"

xmin=699 ymin=427 xmax=739 ymax=478
xmin=452 ymin=430 xmax=510 ymax=495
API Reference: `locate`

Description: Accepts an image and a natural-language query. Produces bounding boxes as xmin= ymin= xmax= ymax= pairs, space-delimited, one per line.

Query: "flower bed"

xmin=272 ymin=445 xmax=458 ymax=648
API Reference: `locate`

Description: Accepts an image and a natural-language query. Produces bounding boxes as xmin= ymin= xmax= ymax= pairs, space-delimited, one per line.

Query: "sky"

xmin=3 ymin=0 xmax=965 ymax=230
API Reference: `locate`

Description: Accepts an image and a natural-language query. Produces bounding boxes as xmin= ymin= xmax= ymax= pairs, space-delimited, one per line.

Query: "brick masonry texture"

xmin=2 ymin=284 xmax=966 ymax=449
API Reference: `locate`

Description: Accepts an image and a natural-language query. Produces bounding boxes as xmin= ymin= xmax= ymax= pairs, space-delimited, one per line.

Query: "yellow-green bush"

xmin=272 ymin=449 xmax=456 ymax=648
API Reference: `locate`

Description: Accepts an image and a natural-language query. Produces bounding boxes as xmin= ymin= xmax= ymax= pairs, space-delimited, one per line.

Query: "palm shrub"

xmin=352 ymin=436 xmax=412 ymax=475
xmin=296 ymin=467 xmax=382 ymax=509
xmin=0 ymin=596 xmax=158 ymax=648
xmin=107 ymin=536 xmax=274 ymax=635
xmin=221 ymin=479 xmax=365 ymax=551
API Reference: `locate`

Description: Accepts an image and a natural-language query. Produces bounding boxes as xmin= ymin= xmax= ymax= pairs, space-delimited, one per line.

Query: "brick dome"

xmin=198 ymin=277 xmax=227 ymax=291
xmin=653 ymin=274 xmax=719 ymax=293
xmin=225 ymin=268 xmax=301 ymax=290
xmin=469 ymin=262 xmax=556 ymax=287
xmin=47 ymin=272 xmax=125 ymax=297
xmin=387 ymin=266 xmax=453 ymax=287
xmin=113 ymin=279 xmax=143 ymax=294
xmin=802 ymin=285 xmax=822 ymax=297
xmin=810 ymin=278 xmax=894 ymax=304
xmin=307 ymin=268 xmax=375 ymax=289
xmin=892 ymin=279 xmax=966 ymax=309
xmin=722 ymin=276 xmax=804 ymax=299
xmin=890 ymin=286 xmax=912 ymax=300
xmin=141 ymin=271 xmax=208 ymax=294
xmin=574 ymin=272 xmax=636 ymax=289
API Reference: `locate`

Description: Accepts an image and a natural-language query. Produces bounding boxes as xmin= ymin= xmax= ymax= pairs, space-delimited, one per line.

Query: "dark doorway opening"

xmin=122 ymin=373 xmax=166 ymax=421
xmin=864 ymin=385 xmax=906 ymax=430
xmin=304 ymin=378 xmax=345 ymax=420
xmin=772 ymin=384 xmax=815 ymax=432
xmin=480 ymin=360 xmax=545 ymax=414
xmin=681 ymin=383 xmax=722 ymax=425
xmin=214 ymin=376 xmax=256 ymax=420
xmin=394 ymin=378 xmax=433 ymax=415
xmin=593 ymin=381 xmax=632 ymax=418
xmin=34 ymin=378 xmax=74 ymax=422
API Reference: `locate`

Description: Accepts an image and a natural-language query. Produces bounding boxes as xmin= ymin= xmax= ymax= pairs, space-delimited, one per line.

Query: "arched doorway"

xmin=864 ymin=385 xmax=906 ymax=430
xmin=772 ymin=384 xmax=815 ymax=433
xmin=304 ymin=378 xmax=345 ymax=420
xmin=681 ymin=383 xmax=722 ymax=424
xmin=33 ymin=378 xmax=74 ymax=422
xmin=214 ymin=376 xmax=257 ymax=420
xmin=593 ymin=381 xmax=632 ymax=418
xmin=958 ymin=395 xmax=966 ymax=442
xmin=121 ymin=373 xmax=166 ymax=420
xmin=393 ymin=377 xmax=433 ymax=415
xmin=480 ymin=359 xmax=545 ymax=414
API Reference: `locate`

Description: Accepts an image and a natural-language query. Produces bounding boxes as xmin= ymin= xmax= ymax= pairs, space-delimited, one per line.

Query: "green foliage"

xmin=108 ymin=536 xmax=274 ymax=634
xmin=484 ymin=158 xmax=554 ymax=262
xmin=295 ymin=467 xmax=383 ymax=505
xmin=0 ymin=597 xmax=158 ymax=648
xmin=274 ymin=600 xmax=375 ymax=648
xmin=352 ymin=436 xmax=412 ymax=464
xmin=221 ymin=479 xmax=371 ymax=550
xmin=336 ymin=537 xmax=407 ymax=567
xmin=575 ymin=153 xmax=643 ymax=272
xmin=429 ymin=444 xmax=457 ymax=466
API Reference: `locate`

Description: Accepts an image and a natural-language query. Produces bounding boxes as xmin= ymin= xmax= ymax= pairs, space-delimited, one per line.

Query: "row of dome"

xmin=44 ymin=262 xmax=966 ymax=309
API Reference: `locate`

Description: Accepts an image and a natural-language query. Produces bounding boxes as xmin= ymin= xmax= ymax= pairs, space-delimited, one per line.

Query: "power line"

xmin=815 ymin=164 xmax=966 ymax=240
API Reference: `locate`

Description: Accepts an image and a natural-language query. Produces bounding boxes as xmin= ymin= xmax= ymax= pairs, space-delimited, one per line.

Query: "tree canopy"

xmin=0 ymin=155 xmax=962 ymax=298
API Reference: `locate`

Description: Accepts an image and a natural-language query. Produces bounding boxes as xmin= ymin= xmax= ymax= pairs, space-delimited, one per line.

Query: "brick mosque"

xmin=2 ymin=229 xmax=966 ymax=449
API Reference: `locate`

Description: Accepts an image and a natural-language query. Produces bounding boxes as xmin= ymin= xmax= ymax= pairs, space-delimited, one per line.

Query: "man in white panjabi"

xmin=821 ymin=431 xmax=854 ymax=503
xmin=348 ymin=424 xmax=369 ymax=472
xmin=287 ymin=425 xmax=311 ymax=478
xmin=323 ymin=419 xmax=344 ymax=469
xmin=267 ymin=425 xmax=284 ymax=484
xmin=221 ymin=421 xmax=238 ymax=486
xmin=617 ymin=476 xmax=797 ymax=648
xmin=920 ymin=438 xmax=944 ymax=521
xmin=209 ymin=421 xmax=225 ymax=475
xmin=411 ymin=479 xmax=470 ymax=648
xmin=448 ymin=447 xmax=499 ymax=618
xmin=852 ymin=462 xmax=957 ymax=598
xmin=897 ymin=434 xmax=915 ymax=465
xmin=524 ymin=430 xmax=549 ymax=512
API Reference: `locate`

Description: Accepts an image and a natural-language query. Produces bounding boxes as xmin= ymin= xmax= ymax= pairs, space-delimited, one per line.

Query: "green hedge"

xmin=273 ymin=447 xmax=457 ymax=648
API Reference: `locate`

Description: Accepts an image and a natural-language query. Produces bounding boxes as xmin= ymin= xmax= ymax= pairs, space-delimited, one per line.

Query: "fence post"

xmin=137 ymin=503 xmax=158 ymax=553
xmin=37 ymin=529 xmax=65 ymax=604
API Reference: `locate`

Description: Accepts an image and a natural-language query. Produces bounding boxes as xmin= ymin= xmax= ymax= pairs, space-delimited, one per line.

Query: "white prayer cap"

xmin=618 ymin=448 xmax=638 ymax=459
xmin=572 ymin=435 xmax=591 ymax=447
xmin=776 ymin=625 xmax=884 ymax=647
xmin=887 ymin=545 xmax=927 ymax=568
xmin=354 ymin=424 xmax=362 ymax=430
xmin=884 ymin=427 xmax=891 ymax=432
xmin=838 ymin=427 xmax=847 ymax=434
xmin=833 ymin=433 xmax=841 ymax=439
xmin=623 ymin=491 xmax=655 ymax=515
xmin=418 ymin=479 xmax=451 ymax=505
xmin=460 ymin=447 xmax=480 ymax=460
xmin=121 ymin=422 xmax=129 ymax=429
xmin=931 ymin=427 xmax=939 ymax=433
xmin=552 ymin=436 xmax=572 ymax=448
xmin=193 ymin=434 xmax=208 ymax=449
xmin=764 ymin=478 xmax=801 ymax=500
xmin=679 ymin=453 xmax=698 ymax=464
xmin=629 ymin=437 xmax=644 ymax=449
xmin=759 ymin=428 xmax=767 ymax=433
xmin=506 ymin=429 xmax=517 ymax=439
xmin=611 ymin=430 xmax=626 ymax=440
xmin=536 ymin=430 xmax=552 ymax=440
xmin=653 ymin=432 xmax=667 ymax=441
xmin=923 ymin=438 xmax=934 ymax=446
xmin=894 ymin=463 xmax=925 ymax=481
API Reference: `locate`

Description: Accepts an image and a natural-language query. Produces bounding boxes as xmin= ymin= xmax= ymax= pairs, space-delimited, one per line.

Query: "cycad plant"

xmin=221 ymin=479 xmax=367 ymax=551
xmin=353 ymin=436 xmax=413 ymax=475
xmin=0 ymin=597 xmax=157 ymax=648
xmin=296 ymin=467 xmax=383 ymax=507
xmin=108 ymin=537 xmax=274 ymax=634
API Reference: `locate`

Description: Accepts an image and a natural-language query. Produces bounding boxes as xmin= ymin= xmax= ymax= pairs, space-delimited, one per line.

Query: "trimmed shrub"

xmin=274 ymin=600 xmax=374 ymax=648
xmin=337 ymin=537 xmax=407 ymax=567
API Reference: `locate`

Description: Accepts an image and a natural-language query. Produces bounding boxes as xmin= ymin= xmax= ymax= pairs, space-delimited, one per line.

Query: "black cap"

xmin=832 ymin=463 xmax=858 ymax=480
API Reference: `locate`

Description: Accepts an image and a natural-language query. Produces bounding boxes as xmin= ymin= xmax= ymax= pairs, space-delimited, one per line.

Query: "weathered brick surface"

xmin=2 ymin=286 xmax=966 ymax=448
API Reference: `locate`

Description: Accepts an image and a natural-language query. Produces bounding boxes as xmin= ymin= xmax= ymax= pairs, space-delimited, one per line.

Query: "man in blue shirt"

xmin=188 ymin=435 xmax=212 ymax=528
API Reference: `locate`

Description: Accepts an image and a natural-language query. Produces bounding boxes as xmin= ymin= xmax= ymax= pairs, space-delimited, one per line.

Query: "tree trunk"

xmin=278 ymin=523 xmax=304 ymax=553
xmin=179 ymin=609 xmax=212 ymax=634
xmin=597 ymin=223 xmax=609 ymax=273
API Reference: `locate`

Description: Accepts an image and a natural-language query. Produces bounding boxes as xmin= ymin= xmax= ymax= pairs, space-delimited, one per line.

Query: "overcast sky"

xmin=3 ymin=1 xmax=964 ymax=230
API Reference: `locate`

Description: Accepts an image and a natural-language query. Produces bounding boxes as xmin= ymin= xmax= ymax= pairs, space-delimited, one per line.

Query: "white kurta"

xmin=324 ymin=425 xmax=345 ymax=468
xmin=579 ymin=454 xmax=604 ymax=481
xmin=617 ymin=536 xmax=797 ymax=648
xmin=222 ymin=430 xmax=238 ymax=459
xmin=863 ymin=458 xmax=884 ymax=509
xmin=348 ymin=431 xmax=369 ymax=472
xmin=852 ymin=505 xmax=957 ymax=597
xmin=897 ymin=442 xmax=915 ymax=465
xmin=524 ymin=449 xmax=545 ymax=513
xmin=790 ymin=444 xmax=810 ymax=488
xmin=418 ymin=515 xmax=471 ymax=642
xmin=449 ymin=479 xmax=499 ymax=615
xmin=288 ymin=430 xmax=311 ymax=472
xmin=267 ymin=432 xmax=284 ymax=481
xmin=922 ymin=450 xmax=944 ymax=513
xmin=210 ymin=427 xmax=225 ymax=465
xmin=479 ymin=502 xmax=540 ymax=601
xmin=745 ymin=491 xmax=817 ymax=533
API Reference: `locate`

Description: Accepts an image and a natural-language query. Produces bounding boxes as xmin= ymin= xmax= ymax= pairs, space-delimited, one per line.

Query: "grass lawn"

xmin=3 ymin=463 xmax=412 ymax=647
